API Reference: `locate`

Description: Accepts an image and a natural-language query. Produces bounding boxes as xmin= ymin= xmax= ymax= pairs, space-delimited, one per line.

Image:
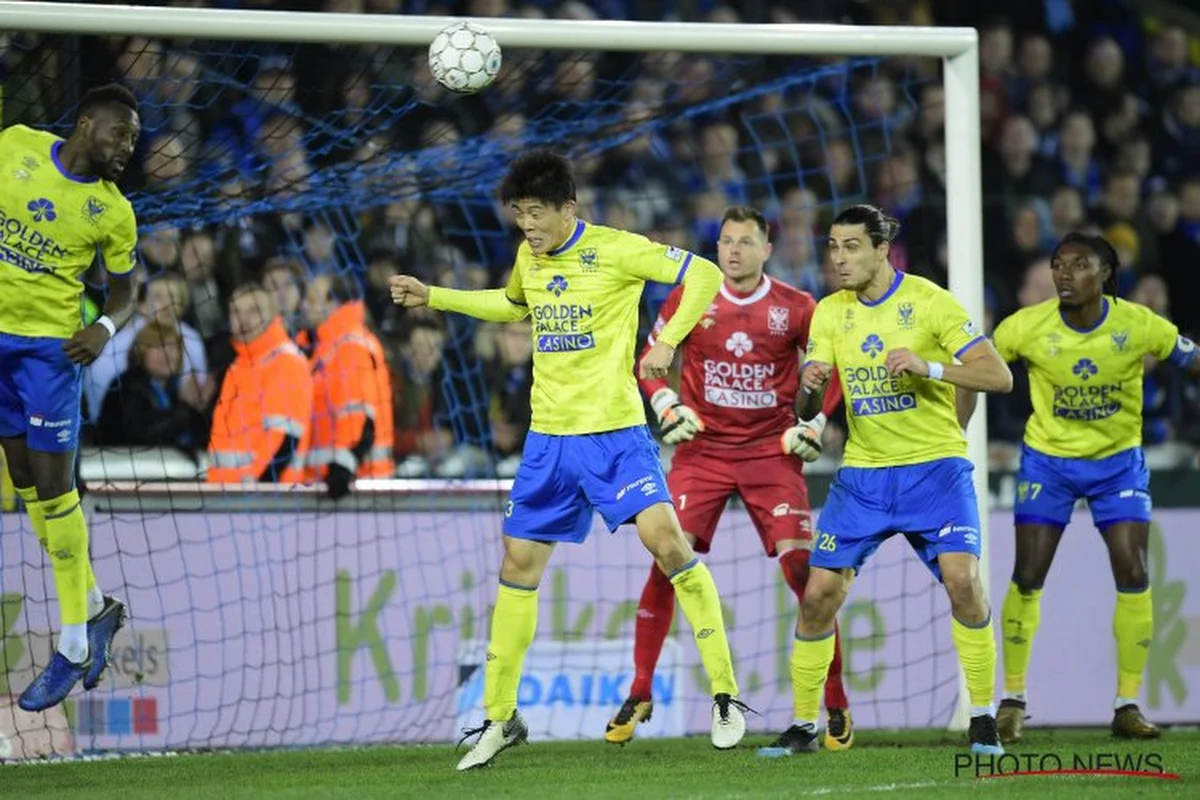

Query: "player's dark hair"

xmin=499 ymin=149 xmax=576 ymax=208
xmin=831 ymin=204 xmax=900 ymax=247
xmin=77 ymin=83 xmax=139 ymax=121
xmin=721 ymin=205 xmax=769 ymax=240
xmin=1052 ymin=232 xmax=1121 ymax=299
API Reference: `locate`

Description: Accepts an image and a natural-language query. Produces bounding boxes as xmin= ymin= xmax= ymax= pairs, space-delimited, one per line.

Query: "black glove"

xmin=326 ymin=463 xmax=354 ymax=500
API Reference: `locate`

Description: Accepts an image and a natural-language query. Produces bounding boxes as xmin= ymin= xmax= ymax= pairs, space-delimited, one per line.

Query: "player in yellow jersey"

xmin=0 ymin=85 xmax=141 ymax=710
xmin=992 ymin=233 xmax=1199 ymax=744
xmin=390 ymin=149 xmax=746 ymax=770
xmin=757 ymin=205 xmax=1014 ymax=758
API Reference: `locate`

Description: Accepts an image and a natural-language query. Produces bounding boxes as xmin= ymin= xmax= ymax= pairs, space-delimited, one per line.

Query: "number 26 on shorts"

xmin=816 ymin=532 xmax=837 ymax=552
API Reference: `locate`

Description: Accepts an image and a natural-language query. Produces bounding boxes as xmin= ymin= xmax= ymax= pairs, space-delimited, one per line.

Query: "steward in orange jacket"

xmin=303 ymin=274 xmax=395 ymax=499
xmin=207 ymin=285 xmax=312 ymax=484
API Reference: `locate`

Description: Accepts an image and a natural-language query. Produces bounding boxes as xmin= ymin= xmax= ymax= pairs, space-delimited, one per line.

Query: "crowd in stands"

xmin=3 ymin=0 xmax=1198 ymax=484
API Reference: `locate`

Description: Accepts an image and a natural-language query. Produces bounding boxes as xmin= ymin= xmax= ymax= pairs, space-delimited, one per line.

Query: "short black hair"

xmin=831 ymin=204 xmax=900 ymax=247
xmin=498 ymin=149 xmax=576 ymax=207
xmin=77 ymin=83 xmax=139 ymax=121
xmin=1052 ymin=232 xmax=1121 ymax=298
xmin=721 ymin=205 xmax=769 ymax=240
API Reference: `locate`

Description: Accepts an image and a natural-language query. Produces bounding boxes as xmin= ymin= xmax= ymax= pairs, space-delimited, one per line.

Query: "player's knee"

xmin=1113 ymin=563 xmax=1148 ymax=592
xmin=798 ymin=570 xmax=844 ymax=628
xmin=942 ymin=568 xmax=987 ymax=618
xmin=29 ymin=452 xmax=75 ymax=501
xmin=7 ymin=461 xmax=33 ymax=490
xmin=1010 ymin=565 xmax=1047 ymax=593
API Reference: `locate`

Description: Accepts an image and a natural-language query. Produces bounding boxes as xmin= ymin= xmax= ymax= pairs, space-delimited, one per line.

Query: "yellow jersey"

xmin=807 ymin=271 xmax=984 ymax=468
xmin=0 ymin=125 xmax=138 ymax=338
xmin=992 ymin=297 xmax=1178 ymax=459
xmin=506 ymin=221 xmax=714 ymax=436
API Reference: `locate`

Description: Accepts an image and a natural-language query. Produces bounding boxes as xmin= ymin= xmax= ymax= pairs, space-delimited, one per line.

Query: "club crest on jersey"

xmin=1072 ymin=358 xmax=1099 ymax=381
xmin=725 ymin=331 xmax=753 ymax=357
xmin=767 ymin=305 xmax=790 ymax=336
xmin=27 ymin=198 xmax=57 ymax=222
xmin=578 ymin=247 xmax=598 ymax=272
xmin=897 ymin=301 xmax=915 ymax=329
xmin=82 ymin=195 xmax=108 ymax=225
xmin=861 ymin=334 xmax=884 ymax=358
xmin=1111 ymin=329 xmax=1129 ymax=352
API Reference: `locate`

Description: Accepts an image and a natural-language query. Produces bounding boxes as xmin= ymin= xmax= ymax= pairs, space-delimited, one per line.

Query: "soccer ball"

xmin=428 ymin=21 xmax=502 ymax=94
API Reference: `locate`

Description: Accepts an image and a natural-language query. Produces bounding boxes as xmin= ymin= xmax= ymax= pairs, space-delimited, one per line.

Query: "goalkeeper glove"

xmin=651 ymin=388 xmax=704 ymax=444
xmin=781 ymin=412 xmax=826 ymax=463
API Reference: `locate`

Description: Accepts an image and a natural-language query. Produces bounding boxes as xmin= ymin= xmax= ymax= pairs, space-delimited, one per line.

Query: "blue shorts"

xmin=503 ymin=425 xmax=672 ymax=543
xmin=0 ymin=332 xmax=82 ymax=452
xmin=1014 ymin=445 xmax=1151 ymax=531
xmin=812 ymin=457 xmax=981 ymax=581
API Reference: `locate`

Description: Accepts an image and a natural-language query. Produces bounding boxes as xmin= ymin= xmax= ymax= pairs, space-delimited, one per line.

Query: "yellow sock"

xmin=42 ymin=489 xmax=90 ymax=627
xmin=1114 ymin=588 xmax=1153 ymax=700
xmin=952 ymin=614 xmax=997 ymax=711
xmin=790 ymin=631 xmax=835 ymax=723
xmin=1001 ymin=582 xmax=1042 ymax=695
xmin=18 ymin=485 xmax=97 ymax=595
xmin=483 ymin=583 xmax=538 ymax=722
xmin=670 ymin=559 xmax=738 ymax=697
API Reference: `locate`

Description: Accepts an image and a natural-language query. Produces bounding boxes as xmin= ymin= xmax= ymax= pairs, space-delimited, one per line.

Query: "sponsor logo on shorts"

xmin=616 ymin=475 xmax=655 ymax=501
xmin=28 ymin=415 xmax=72 ymax=429
xmin=938 ymin=523 xmax=979 ymax=545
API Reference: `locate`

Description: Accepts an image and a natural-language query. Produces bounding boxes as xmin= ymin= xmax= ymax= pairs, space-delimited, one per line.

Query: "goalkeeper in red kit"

xmin=605 ymin=205 xmax=853 ymax=749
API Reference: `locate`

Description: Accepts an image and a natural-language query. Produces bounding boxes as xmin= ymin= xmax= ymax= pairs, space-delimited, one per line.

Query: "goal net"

xmin=0 ymin=6 xmax=984 ymax=756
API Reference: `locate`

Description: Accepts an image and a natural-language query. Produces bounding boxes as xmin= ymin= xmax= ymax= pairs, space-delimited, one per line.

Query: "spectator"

xmin=95 ymin=322 xmax=209 ymax=452
xmin=85 ymin=272 xmax=209 ymax=424
xmin=484 ymin=318 xmax=533 ymax=478
xmin=393 ymin=317 xmax=454 ymax=477
xmin=302 ymin=273 xmax=396 ymax=498
xmin=207 ymin=285 xmax=312 ymax=484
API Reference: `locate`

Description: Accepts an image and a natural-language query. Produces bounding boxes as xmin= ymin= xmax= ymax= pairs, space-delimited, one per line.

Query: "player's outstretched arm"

xmin=640 ymin=258 xmax=722 ymax=379
xmin=389 ymin=273 xmax=528 ymax=323
xmin=885 ymin=339 xmax=1013 ymax=393
xmin=64 ymin=271 xmax=139 ymax=365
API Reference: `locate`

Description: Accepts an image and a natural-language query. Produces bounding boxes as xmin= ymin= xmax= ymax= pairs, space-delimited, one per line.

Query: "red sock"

xmin=630 ymin=564 xmax=675 ymax=700
xmin=780 ymin=549 xmax=849 ymax=711
xmin=825 ymin=619 xmax=849 ymax=710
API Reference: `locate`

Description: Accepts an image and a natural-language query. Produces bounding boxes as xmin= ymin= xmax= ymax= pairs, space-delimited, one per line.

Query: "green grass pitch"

xmin=4 ymin=728 xmax=1197 ymax=798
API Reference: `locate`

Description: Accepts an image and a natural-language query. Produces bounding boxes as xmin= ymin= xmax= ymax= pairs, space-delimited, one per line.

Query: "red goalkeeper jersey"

xmin=641 ymin=275 xmax=838 ymax=458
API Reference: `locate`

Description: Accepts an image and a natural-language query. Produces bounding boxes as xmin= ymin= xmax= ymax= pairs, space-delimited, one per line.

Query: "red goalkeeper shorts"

xmin=668 ymin=448 xmax=813 ymax=557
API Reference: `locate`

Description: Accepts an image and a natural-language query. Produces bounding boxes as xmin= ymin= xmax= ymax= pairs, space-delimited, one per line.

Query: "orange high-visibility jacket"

xmin=305 ymin=301 xmax=395 ymax=480
xmin=207 ymin=318 xmax=312 ymax=484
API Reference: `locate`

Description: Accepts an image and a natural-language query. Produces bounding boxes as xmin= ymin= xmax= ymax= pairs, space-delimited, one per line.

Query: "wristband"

xmin=96 ymin=315 xmax=117 ymax=338
xmin=927 ymin=361 xmax=944 ymax=381
xmin=650 ymin=388 xmax=681 ymax=417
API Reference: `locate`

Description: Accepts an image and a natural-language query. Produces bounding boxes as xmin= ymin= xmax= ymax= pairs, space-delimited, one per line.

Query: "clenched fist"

xmin=389 ymin=275 xmax=430 ymax=308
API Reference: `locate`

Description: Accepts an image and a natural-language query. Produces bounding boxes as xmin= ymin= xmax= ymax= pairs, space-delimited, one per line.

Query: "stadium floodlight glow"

xmin=0 ymin=0 xmax=986 ymax=737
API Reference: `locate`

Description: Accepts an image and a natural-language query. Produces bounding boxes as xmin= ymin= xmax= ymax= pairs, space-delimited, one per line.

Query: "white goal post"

xmin=0 ymin=0 xmax=987 ymax=731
